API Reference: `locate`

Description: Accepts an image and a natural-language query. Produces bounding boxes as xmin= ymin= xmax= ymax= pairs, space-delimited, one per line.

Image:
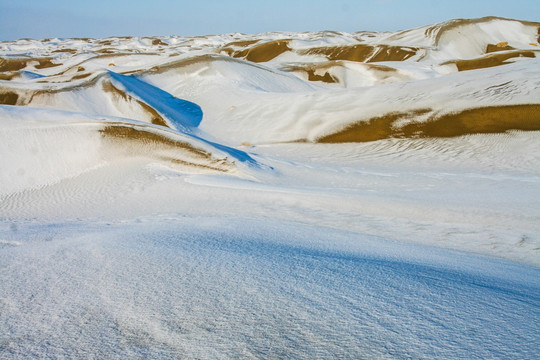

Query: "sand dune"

xmin=1 ymin=17 xmax=540 ymax=359
xmin=0 ymin=57 xmax=60 ymax=72
xmin=99 ymin=123 xmax=233 ymax=172
xmin=0 ymin=91 xmax=18 ymax=105
xmin=223 ymin=39 xmax=292 ymax=62
xmin=0 ymin=105 xmax=241 ymax=195
xmin=444 ymin=50 xmax=538 ymax=71
xmin=0 ymin=16 xmax=539 ymax=252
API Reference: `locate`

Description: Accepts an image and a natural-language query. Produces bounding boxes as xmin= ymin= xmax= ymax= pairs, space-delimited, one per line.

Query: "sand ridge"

xmin=99 ymin=124 xmax=234 ymax=172
xmin=2 ymin=17 xmax=540 ymax=152
xmin=443 ymin=50 xmax=538 ymax=71
xmin=223 ymin=39 xmax=292 ymax=62
xmin=317 ymin=105 xmax=540 ymax=143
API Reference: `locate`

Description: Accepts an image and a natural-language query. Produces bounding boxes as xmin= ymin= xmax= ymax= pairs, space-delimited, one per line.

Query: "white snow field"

xmin=1 ymin=17 xmax=540 ymax=358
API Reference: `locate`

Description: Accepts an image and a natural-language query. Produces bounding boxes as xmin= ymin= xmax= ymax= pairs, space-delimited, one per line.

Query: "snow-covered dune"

xmin=1 ymin=218 xmax=539 ymax=359
xmin=0 ymin=105 xmax=252 ymax=196
xmin=1 ymin=17 xmax=539 ymax=359
xmin=2 ymin=17 xmax=538 ymax=146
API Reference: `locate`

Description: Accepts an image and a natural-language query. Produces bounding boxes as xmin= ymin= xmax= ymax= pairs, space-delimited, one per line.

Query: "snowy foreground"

xmin=1 ymin=17 xmax=540 ymax=358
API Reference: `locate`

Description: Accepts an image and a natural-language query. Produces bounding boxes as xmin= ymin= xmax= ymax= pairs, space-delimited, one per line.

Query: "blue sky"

xmin=1 ymin=0 xmax=538 ymax=40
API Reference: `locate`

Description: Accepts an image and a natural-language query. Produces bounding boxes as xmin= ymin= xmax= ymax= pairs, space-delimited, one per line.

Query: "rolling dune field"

xmin=1 ymin=17 xmax=540 ymax=359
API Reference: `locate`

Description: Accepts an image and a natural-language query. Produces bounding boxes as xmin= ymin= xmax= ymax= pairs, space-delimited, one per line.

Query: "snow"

xmin=108 ymin=71 xmax=203 ymax=130
xmin=1 ymin=16 xmax=539 ymax=359
xmin=1 ymin=218 xmax=539 ymax=359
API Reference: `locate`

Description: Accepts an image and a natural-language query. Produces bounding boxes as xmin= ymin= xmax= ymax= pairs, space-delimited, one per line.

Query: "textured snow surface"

xmin=1 ymin=218 xmax=539 ymax=359
xmin=1 ymin=17 xmax=540 ymax=358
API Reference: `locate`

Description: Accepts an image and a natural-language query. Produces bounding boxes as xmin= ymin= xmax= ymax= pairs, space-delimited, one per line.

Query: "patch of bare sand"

xmin=100 ymin=124 xmax=233 ymax=172
xmin=71 ymin=73 xmax=92 ymax=80
xmin=34 ymin=58 xmax=60 ymax=69
xmin=486 ymin=42 xmax=514 ymax=53
xmin=1 ymin=58 xmax=32 ymax=72
xmin=281 ymin=61 xmax=399 ymax=84
xmin=318 ymin=109 xmax=432 ymax=143
xmin=0 ymin=72 xmax=17 ymax=81
xmin=280 ymin=63 xmax=338 ymax=83
xmin=97 ymin=39 xmax=114 ymax=46
xmin=0 ymin=57 xmax=61 ymax=72
xmin=443 ymin=50 xmax=537 ymax=71
xmin=299 ymin=44 xmax=418 ymax=63
xmin=0 ymin=92 xmax=19 ymax=105
xmin=150 ymin=38 xmax=168 ymax=46
xmin=223 ymin=39 xmax=292 ymax=62
xmin=317 ymin=105 xmax=540 ymax=143
xmin=95 ymin=49 xmax=118 ymax=54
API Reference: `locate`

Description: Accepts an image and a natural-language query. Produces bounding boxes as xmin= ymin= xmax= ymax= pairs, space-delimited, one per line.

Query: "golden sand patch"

xmin=0 ymin=58 xmax=29 ymax=72
xmin=443 ymin=50 xmax=537 ymax=71
xmin=224 ymin=39 xmax=292 ymax=62
xmin=401 ymin=104 xmax=540 ymax=137
xmin=281 ymin=61 xmax=402 ymax=85
xmin=0 ymin=72 xmax=17 ymax=81
xmin=299 ymin=44 xmax=418 ymax=63
xmin=0 ymin=91 xmax=19 ymax=105
xmin=486 ymin=43 xmax=514 ymax=53
xmin=0 ymin=57 xmax=60 ymax=72
xmin=100 ymin=125 xmax=232 ymax=172
xmin=71 ymin=73 xmax=92 ymax=80
xmin=97 ymin=39 xmax=114 ymax=46
xmin=317 ymin=105 xmax=540 ymax=143
xmin=317 ymin=109 xmax=432 ymax=143
xmin=34 ymin=58 xmax=60 ymax=69
xmin=280 ymin=63 xmax=338 ymax=83
xmin=101 ymin=80 xmax=129 ymax=101
xmin=151 ymin=38 xmax=168 ymax=46
xmin=303 ymin=70 xmax=336 ymax=83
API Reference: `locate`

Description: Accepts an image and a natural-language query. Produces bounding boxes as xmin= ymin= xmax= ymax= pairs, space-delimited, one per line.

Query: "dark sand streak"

xmin=299 ymin=44 xmax=419 ymax=63
xmin=317 ymin=105 xmax=540 ymax=143
xmin=224 ymin=40 xmax=292 ymax=62
xmin=100 ymin=125 xmax=232 ymax=172
xmin=443 ymin=51 xmax=538 ymax=71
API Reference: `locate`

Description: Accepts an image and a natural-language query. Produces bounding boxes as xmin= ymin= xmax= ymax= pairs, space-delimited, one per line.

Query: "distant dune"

xmin=1 ymin=16 xmax=540 ymax=190
xmin=1 ymin=17 xmax=539 ymax=147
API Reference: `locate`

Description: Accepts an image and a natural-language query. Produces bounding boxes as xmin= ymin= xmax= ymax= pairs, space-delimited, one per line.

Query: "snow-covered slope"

xmin=1 ymin=17 xmax=539 ymax=359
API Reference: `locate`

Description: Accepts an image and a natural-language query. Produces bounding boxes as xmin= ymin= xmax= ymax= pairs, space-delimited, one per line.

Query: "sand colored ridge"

xmin=317 ymin=105 xmax=540 ymax=143
xmin=100 ymin=124 xmax=233 ymax=172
